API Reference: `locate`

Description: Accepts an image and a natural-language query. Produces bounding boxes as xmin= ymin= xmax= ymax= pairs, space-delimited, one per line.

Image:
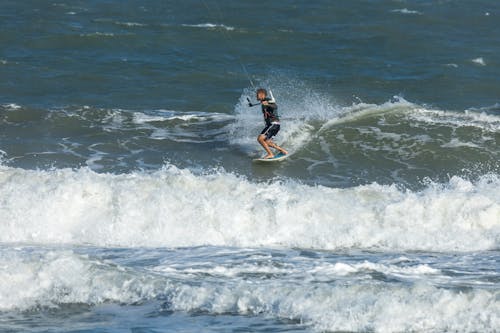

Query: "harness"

xmin=262 ymin=103 xmax=279 ymax=125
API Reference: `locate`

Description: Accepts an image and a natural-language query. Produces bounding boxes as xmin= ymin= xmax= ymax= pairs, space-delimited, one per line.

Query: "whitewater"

xmin=2 ymin=94 xmax=499 ymax=333
xmin=0 ymin=165 xmax=499 ymax=252
xmin=1 ymin=156 xmax=498 ymax=331
xmin=1 ymin=92 xmax=499 ymax=333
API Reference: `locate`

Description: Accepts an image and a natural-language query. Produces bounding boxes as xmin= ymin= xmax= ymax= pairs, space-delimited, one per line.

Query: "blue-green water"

xmin=0 ymin=1 xmax=499 ymax=332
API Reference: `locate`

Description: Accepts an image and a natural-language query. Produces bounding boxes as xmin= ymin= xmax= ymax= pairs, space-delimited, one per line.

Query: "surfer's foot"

xmin=279 ymin=149 xmax=288 ymax=155
xmin=264 ymin=154 xmax=274 ymax=159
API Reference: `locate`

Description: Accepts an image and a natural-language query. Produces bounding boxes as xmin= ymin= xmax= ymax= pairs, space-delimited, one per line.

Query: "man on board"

xmin=255 ymin=88 xmax=288 ymax=159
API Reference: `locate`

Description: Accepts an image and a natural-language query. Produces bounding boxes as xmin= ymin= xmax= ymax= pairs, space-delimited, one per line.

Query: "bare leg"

xmin=258 ymin=134 xmax=274 ymax=158
xmin=266 ymin=139 xmax=288 ymax=155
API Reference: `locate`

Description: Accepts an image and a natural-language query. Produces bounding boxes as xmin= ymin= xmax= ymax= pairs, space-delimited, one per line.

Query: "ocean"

xmin=0 ymin=1 xmax=499 ymax=332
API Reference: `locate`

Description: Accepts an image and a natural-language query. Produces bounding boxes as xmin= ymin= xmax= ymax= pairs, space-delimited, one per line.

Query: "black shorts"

xmin=260 ymin=123 xmax=280 ymax=140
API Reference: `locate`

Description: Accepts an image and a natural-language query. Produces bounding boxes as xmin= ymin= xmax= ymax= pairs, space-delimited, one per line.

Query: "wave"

xmin=132 ymin=110 xmax=233 ymax=124
xmin=229 ymin=87 xmax=499 ymax=185
xmin=0 ymin=165 xmax=498 ymax=252
xmin=1 ymin=103 xmax=22 ymax=110
xmin=182 ymin=23 xmax=235 ymax=31
xmin=472 ymin=57 xmax=487 ymax=66
xmin=78 ymin=32 xmax=117 ymax=38
xmin=0 ymin=250 xmax=158 ymax=311
xmin=114 ymin=21 xmax=147 ymax=28
xmin=1 ymin=96 xmax=498 ymax=184
xmin=391 ymin=8 xmax=423 ymax=15
xmin=231 ymin=85 xmax=500 ymax=151
xmin=1 ymin=249 xmax=497 ymax=332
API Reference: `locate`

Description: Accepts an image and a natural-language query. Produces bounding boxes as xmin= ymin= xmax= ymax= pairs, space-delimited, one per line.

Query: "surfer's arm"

xmin=264 ymin=101 xmax=277 ymax=109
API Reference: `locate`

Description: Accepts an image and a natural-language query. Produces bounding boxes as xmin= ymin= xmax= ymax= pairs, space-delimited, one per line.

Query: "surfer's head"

xmin=256 ymin=88 xmax=267 ymax=101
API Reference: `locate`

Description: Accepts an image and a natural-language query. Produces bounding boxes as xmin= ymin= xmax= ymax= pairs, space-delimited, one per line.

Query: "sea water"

xmin=0 ymin=1 xmax=499 ymax=332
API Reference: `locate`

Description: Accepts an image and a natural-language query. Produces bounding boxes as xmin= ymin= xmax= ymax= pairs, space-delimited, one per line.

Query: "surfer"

xmin=254 ymin=88 xmax=288 ymax=159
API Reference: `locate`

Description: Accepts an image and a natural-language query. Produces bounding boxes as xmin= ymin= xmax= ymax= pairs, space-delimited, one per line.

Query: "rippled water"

xmin=1 ymin=1 xmax=499 ymax=332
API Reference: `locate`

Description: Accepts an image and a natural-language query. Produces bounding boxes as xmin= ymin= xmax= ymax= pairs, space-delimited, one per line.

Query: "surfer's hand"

xmin=261 ymin=100 xmax=268 ymax=106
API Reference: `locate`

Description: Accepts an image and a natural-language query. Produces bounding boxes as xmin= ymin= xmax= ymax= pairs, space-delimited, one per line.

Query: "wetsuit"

xmin=260 ymin=100 xmax=280 ymax=140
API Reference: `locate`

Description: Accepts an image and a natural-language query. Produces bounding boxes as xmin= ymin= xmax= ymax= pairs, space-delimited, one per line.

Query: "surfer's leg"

xmin=258 ymin=134 xmax=274 ymax=158
xmin=263 ymin=124 xmax=287 ymax=155
xmin=267 ymin=139 xmax=288 ymax=155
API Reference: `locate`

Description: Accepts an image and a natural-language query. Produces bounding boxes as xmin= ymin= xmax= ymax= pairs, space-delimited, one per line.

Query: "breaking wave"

xmin=1 ymin=249 xmax=498 ymax=332
xmin=0 ymin=164 xmax=498 ymax=252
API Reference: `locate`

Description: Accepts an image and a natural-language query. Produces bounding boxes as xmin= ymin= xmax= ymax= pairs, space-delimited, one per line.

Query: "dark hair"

xmin=256 ymin=88 xmax=267 ymax=96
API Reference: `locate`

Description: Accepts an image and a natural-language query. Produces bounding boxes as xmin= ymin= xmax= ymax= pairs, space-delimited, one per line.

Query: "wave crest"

xmin=0 ymin=165 xmax=498 ymax=251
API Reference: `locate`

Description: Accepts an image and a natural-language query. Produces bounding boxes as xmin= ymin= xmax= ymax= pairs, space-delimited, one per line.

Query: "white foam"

xmin=0 ymin=165 xmax=498 ymax=252
xmin=391 ymin=8 xmax=422 ymax=15
xmin=318 ymin=96 xmax=415 ymax=132
xmin=182 ymin=23 xmax=235 ymax=31
xmin=115 ymin=21 xmax=146 ymax=27
xmin=309 ymin=261 xmax=440 ymax=278
xmin=295 ymin=94 xmax=499 ymax=140
xmin=472 ymin=57 xmax=486 ymax=66
xmin=230 ymin=84 xmax=438 ymax=160
xmin=169 ymin=280 xmax=499 ymax=332
xmin=155 ymin=262 xmax=292 ymax=278
xmin=0 ymin=150 xmax=7 ymax=164
xmin=0 ymin=250 xmax=163 ymax=311
xmin=80 ymin=32 xmax=115 ymax=37
xmin=132 ymin=111 xmax=232 ymax=124
xmin=130 ymin=110 xmax=232 ymax=142
xmin=133 ymin=112 xmax=173 ymax=124
xmin=1 ymin=249 xmax=497 ymax=332
xmin=441 ymin=138 xmax=480 ymax=148
xmin=408 ymin=108 xmax=500 ymax=132
xmin=230 ymin=84 xmax=343 ymax=155
xmin=2 ymin=103 xmax=21 ymax=110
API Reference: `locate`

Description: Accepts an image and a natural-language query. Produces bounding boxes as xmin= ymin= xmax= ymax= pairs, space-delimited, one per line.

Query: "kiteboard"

xmin=253 ymin=152 xmax=289 ymax=163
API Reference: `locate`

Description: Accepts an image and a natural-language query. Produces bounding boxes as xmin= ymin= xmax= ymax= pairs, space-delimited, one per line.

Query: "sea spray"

xmin=0 ymin=165 xmax=498 ymax=251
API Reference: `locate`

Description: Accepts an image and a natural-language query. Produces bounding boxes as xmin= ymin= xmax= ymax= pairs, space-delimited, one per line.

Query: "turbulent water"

xmin=1 ymin=1 xmax=499 ymax=332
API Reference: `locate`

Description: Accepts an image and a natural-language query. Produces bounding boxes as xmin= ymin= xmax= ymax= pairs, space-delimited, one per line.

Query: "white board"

xmin=253 ymin=152 xmax=289 ymax=163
